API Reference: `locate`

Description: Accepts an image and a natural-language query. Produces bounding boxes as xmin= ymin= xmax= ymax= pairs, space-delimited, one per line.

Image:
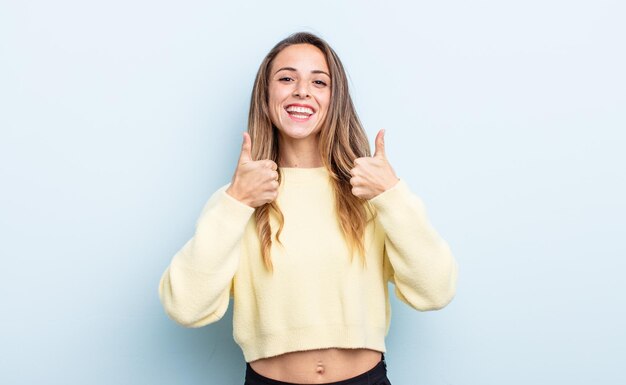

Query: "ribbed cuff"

xmin=219 ymin=187 xmax=256 ymax=217
xmin=368 ymin=179 xmax=421 ymax=209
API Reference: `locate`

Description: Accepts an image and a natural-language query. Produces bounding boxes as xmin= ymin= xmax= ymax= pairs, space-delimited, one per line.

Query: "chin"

xmin=278 ymin=122 xmax=321 ymax=139
xmin=282 ymin=130 xmax=315 ymax=140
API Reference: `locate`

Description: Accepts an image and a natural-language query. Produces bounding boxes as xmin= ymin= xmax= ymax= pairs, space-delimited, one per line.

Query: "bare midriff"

xmin=249 ymin=348 xmax=383 ymax=384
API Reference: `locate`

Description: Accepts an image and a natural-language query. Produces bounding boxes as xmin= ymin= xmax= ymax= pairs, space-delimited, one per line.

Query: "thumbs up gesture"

xmin=349 ymin=129 xmax=400 ymax=200
xmin=226 ymin=132 xmax=280 ymax=208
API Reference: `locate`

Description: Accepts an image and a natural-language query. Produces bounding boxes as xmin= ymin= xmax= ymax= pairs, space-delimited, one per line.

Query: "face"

xmin=267 ymin=43 xmax=331 ymax=141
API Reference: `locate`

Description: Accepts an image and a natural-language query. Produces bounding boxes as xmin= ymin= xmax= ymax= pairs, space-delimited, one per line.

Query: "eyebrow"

xmin=274 ymin=67 xmax=331 ymax=78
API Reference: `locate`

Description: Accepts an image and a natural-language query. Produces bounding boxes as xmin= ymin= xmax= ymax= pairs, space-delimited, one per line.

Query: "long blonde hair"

xmin=247 ymin=32 xmax=375 ymax=272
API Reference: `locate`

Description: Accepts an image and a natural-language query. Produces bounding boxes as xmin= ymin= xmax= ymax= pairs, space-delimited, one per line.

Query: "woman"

xmin=159 ymin=31 xmax=459 ymax=385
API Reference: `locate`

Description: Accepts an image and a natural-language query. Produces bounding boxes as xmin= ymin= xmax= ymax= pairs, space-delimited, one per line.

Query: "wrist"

xmin=225 ymin=186 xmax=251 ymax=207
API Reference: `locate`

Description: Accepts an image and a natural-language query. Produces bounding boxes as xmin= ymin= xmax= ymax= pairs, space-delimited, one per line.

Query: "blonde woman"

xmin=159 ymin=31 xmax=459 ymax=385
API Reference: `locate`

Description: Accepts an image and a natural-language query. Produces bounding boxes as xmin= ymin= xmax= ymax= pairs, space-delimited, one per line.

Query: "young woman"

xmin=159 ymin=31 xmax=459 ymax=385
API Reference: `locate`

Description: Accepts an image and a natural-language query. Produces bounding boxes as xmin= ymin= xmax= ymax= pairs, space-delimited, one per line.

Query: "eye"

xmin=314 ymin=80 xmax=327 ymax=86
xmin=279 ymin=77 xmax=293 ymax=82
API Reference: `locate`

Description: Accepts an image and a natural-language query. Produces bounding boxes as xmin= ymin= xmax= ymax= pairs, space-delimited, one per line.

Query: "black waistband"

xmin=245 ymin=353 xmax=387 ymax=385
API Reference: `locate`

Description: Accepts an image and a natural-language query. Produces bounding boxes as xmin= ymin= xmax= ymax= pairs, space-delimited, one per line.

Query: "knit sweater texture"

xmin=159 ymin=166 xmax=459 ymax=362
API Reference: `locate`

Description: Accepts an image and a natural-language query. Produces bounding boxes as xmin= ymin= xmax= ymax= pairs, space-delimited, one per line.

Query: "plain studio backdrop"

xmin=1 ymin=1 xmax=624 ymax=384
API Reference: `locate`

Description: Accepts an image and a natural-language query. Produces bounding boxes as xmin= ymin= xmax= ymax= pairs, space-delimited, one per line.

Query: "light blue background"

xmin=1 ymin=1 xmax=624 ymax=384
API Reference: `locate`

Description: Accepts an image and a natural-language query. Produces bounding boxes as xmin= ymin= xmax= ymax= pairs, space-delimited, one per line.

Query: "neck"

xmin=277 ymin=132 xmax=323 ymax=168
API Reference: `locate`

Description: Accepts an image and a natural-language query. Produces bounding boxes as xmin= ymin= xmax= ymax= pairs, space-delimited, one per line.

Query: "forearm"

xmin=159 ymin=185 xmax=255 ymax=326
xmin=370 ymin=179 xmax=459 ymax=310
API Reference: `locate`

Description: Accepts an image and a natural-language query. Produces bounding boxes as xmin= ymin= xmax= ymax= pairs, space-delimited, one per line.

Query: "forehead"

xmin=271 ymin=43 xmax=329 ymax=73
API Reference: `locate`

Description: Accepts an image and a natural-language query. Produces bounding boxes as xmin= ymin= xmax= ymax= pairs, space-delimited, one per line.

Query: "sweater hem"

xmin=237 ymin=324 xmax=387 ymax=363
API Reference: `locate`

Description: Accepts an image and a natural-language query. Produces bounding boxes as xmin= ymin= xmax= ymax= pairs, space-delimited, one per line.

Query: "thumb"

xmin=239 ymin=132 xmax=253 ymax=163
xmin=373 ymin=129 xmax=386 ymax=158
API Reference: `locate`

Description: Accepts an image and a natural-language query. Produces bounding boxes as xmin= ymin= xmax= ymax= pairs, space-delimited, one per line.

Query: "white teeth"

xmin=286 ymin=105 xmax=314 ymax=115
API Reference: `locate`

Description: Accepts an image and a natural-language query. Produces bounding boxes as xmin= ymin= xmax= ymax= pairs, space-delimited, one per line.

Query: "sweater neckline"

xmin=279 ymin=166 xmax=329 ymax=182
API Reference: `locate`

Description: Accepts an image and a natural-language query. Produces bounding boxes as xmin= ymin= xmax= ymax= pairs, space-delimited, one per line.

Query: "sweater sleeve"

xmin=368 ymin=179 xmax=459 ymax=311
xmin=158 ymin=183 xmax=255 ymax=327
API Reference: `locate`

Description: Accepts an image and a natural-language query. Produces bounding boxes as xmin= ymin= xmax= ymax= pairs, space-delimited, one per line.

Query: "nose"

xmin=293 ymin=80 xmax=310 ymax=98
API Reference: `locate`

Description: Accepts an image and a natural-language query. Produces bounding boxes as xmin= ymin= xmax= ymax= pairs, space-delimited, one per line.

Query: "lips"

xmin=286 ymin=113 xmax=311 ymax=122
xmin=284 ymin=103 xmax=315 ymax=121
xmin=285 ymin=103 xmax=315 ymax=112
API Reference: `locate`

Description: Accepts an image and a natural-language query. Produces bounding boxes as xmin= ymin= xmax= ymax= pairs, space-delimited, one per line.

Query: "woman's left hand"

xmin=349 ymin=129 xmax=400 ymax=200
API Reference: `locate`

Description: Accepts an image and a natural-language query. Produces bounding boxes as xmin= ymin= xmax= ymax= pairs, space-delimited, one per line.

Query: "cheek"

xmin=269 ymin=87 xmax=292 ymax=105
xmin=268 ymin=89 xmax=278 ymax=108
xmin=268 ymin=89 xmax=284 ymax=119
xmin=319 ymin=93 xmax=331 ymax=115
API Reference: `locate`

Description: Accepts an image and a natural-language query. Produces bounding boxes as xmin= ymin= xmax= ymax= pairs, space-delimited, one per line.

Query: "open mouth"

xmin=285 ymin=104 xmax=315 ymax=122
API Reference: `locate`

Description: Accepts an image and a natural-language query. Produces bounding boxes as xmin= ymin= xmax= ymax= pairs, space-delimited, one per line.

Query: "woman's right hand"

xmin=225 ymin=132 xmax=279 ymax=208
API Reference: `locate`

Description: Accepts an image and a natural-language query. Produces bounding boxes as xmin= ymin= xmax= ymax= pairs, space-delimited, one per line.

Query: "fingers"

xmin=239 ymin=132 xmax=253 ymax=163
xmin=266 ymin=160 xmax=278 ymax=171
xmin=373 ymin=129 xmax=386 ymax=159
xmin=231 ymin=132 xmax=284 ymax=207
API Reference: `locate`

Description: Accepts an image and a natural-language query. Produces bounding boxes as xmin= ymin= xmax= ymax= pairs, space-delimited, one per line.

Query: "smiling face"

xmin=268 ymin=43 xmax=331 ymax=141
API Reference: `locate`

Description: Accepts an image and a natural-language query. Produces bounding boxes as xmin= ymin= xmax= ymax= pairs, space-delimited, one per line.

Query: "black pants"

xmin=244 ymin=353 xmax=391 ymax=385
